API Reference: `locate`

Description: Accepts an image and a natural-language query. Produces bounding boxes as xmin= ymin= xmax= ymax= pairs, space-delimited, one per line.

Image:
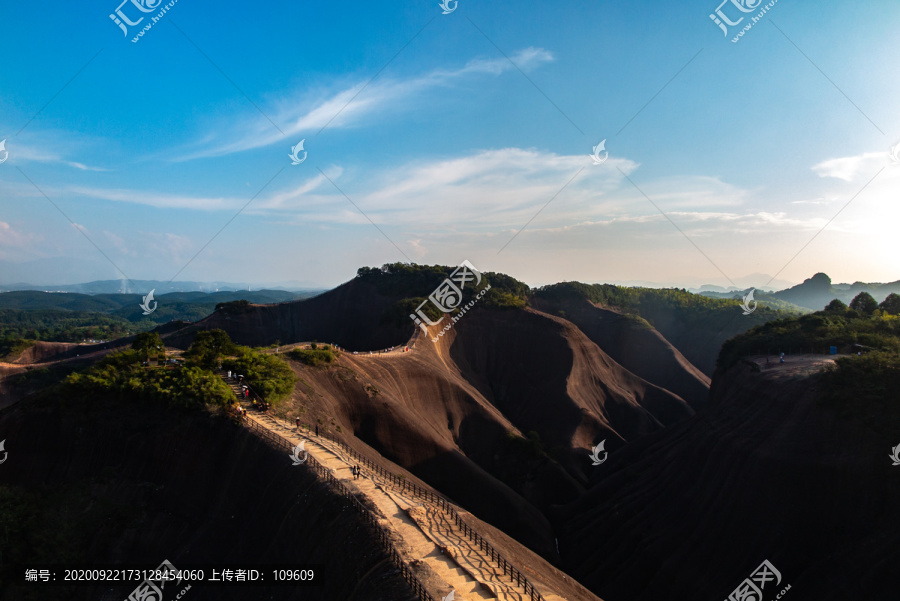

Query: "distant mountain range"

xmin=0 ymin=279 xmax=324 ymax=295
xmin=0 ymin=289 xmax=323 ymax=336
xmin=698 ymin=272 xmax=900 ymax=311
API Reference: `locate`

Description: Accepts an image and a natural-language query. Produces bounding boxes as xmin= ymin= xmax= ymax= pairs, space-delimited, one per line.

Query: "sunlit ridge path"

xmin=222 ymin=375 xmax=568 ymax=601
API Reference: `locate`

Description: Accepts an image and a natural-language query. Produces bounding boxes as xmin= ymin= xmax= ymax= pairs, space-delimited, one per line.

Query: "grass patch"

xmin=289 ymin=348 xmax=336 ymax=367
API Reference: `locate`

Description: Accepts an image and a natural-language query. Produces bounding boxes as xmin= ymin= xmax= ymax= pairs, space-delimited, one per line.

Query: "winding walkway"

xmin=228 ymin=377 xmax=564 ymax=601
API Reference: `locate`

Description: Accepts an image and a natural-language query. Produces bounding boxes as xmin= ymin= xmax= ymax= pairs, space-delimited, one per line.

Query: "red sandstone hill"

xmin=152 ymin=274 xmax=710 ymax=562
xmin=554 ymin=359 xmax=900 ymax=600
xmin=164 ymin=278 xmax=410 ymax=351
xmin=531 ymin=295 xmax=710 ymax=410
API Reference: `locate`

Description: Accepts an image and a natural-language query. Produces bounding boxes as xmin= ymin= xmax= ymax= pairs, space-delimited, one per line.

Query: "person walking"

xmin=355 ymin=465 xmax=361 ymax=479
xmin=295 ymin=418 xmax=300 ymax=429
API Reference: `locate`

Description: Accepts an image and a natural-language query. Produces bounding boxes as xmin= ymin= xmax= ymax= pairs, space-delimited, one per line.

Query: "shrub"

xmin=289 ymin=348 xmax=336 ymax=367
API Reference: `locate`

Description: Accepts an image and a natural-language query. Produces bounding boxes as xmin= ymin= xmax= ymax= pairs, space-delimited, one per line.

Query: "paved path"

xmin=745 ymin=354 xmax=844 ymax=379
xmin=237 ymin=396 xmax=565 ymax=601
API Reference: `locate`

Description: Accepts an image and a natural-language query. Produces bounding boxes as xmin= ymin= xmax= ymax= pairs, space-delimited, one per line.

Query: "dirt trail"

xmin=745 ymin=354 xmax=843 ymax=379
xmin=244 ymin=406 xmax=566 ymax=601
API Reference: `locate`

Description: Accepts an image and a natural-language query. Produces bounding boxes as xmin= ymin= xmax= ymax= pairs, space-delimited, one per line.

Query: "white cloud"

xmin=0 ymin=221 xmax=35 ymax=247
xmin=68 ymin=186 xmax=230 ymax=211
xmin=812 ymin=151 xmax=887 ymax=181
xmin=3 ymin=140 xmax=110 ymax=171
xmin=175 ymin=48 xmax=555 ymax=161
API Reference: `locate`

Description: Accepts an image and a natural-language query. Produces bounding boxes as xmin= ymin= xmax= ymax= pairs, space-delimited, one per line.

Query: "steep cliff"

xmin=555 ymin=360 xmax=900 ymax=600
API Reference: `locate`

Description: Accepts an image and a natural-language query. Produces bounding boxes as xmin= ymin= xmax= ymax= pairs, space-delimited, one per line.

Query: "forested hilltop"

xmin=719 ymin=291 xmax=900 ymax=436
xmin=533 ymin=281 xmax=802 ymax=373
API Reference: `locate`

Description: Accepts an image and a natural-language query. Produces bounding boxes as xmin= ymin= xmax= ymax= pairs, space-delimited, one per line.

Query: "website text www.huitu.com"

xmin=130 ymin=0 xmax=179 ymax=43
xmin=431 ymin=284 xmax=491 ymax=343
xmin=774 ymin=583 xmax=791 ymax=599
xmin=731 ymin=0 xmax=779 ymax=43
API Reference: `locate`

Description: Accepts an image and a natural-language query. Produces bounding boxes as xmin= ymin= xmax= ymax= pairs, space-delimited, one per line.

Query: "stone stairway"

xmin=242 ymin=401 xmax=565 ymax=601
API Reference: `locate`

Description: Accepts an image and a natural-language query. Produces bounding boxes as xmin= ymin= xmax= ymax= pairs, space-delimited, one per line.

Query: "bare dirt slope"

xmin=236 ymin=305 xmax=695 ymax=561
xmin=531 ymin=295 xmax=710 ymax=409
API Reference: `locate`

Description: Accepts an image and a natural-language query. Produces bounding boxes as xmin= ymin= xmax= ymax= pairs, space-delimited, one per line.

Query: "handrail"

xmin=240 ymin=417 xmax=435 ymax=601
xmin=228 ymin=374 xmax=545 ymax=601
xmin=264 ymin=413 xmax=545 ymax=601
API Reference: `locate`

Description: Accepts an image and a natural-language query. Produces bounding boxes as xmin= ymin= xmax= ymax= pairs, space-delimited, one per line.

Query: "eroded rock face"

xmin=151 ymin=275 xmax=713 ymax=563
xmin=164 ymin=279 xmax=410 ymax=351
xmin=531 ymin=295 xmax=710 ymax=409
xmin=556 ymin=362 xmax=900 ymax=601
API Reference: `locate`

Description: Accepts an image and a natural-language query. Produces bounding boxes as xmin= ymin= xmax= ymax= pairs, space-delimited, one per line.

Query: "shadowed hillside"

xmin=0 ymin=391 xmax=417 ymax=601
xmin=155 ymin=265 xmax=708 ymax=561
xmin=531 ymin=293 xmax=709 ymax=409
xmin=554 ymin=357 xmax=900 ymax=601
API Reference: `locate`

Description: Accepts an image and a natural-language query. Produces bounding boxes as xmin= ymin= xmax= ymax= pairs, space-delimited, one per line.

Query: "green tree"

xmin=849 ymin=292 xmax=878 ymax=316
xmin=879 ymin=293 xmax=900 ymax=316
xmin=184 ymin=329 xmax=237 ymax=370
xmin=223 ymin=348 xmax=295 ymax=404
xmin=132 ymin=332 xmax=164 ymax=361
xmin=824 ymin=298 xmax=848 ymax=314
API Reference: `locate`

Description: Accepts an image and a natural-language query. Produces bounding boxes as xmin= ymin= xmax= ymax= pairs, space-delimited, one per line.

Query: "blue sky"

xmin=1 ymin=0 xmax=898 ymax=290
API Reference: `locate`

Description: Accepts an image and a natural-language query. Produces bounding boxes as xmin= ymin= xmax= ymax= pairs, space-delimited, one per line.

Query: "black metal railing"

xmin=225 ymin=370 xmax=545 ymax=601
xmin=241 ymin=416 xmax=435 ymax=601
xmin=262 ymin=413 xmax=546 ymax=601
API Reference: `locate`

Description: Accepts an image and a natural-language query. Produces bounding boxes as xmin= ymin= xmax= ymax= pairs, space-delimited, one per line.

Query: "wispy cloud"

xmin=812 ymin=151 xmax=887 ymax=181
xmin=175 ymin=48 xmax=555 ymax=161
xmin=68 ymin=186 xmax=230 ymax=211
xmin=3 ymin=139 xmax=110 ymax=171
